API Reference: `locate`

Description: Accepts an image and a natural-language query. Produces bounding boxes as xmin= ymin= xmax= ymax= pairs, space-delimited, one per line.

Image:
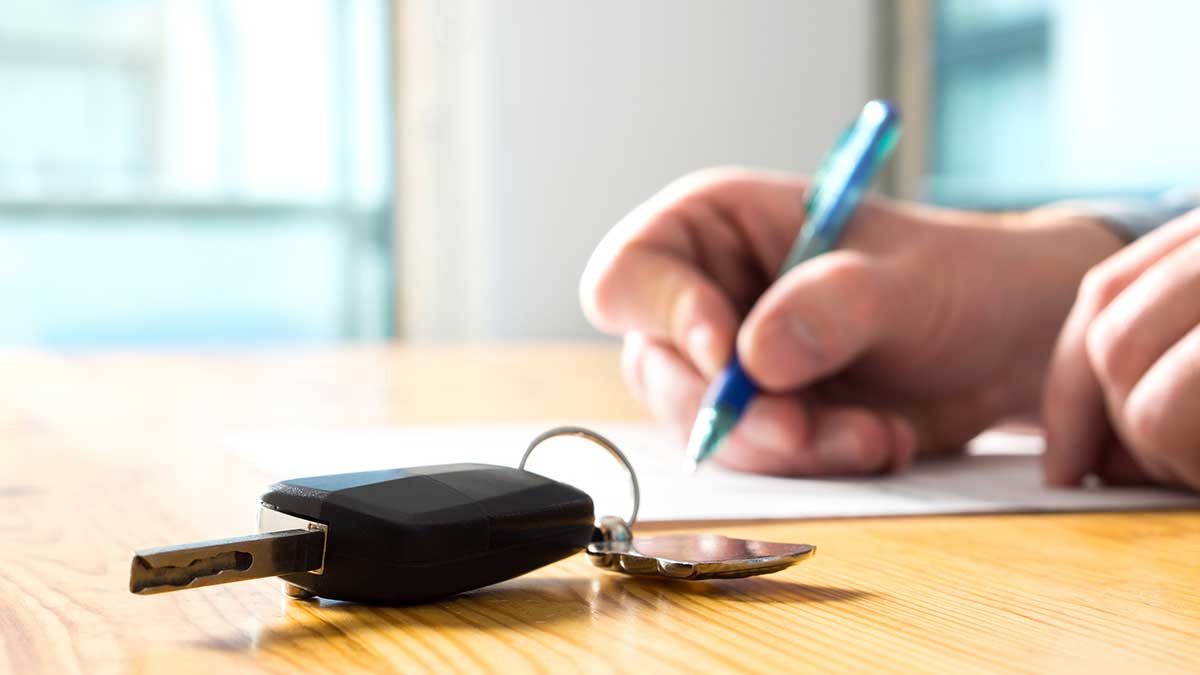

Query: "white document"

xmin=223 ymin=422 xmax=1200 ymax=522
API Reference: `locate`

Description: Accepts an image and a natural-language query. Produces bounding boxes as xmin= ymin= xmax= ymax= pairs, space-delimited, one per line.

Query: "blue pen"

xmin=686 ymin=99 xmax=901 ymax=470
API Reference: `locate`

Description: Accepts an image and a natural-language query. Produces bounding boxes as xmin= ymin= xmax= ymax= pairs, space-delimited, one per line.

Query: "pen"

xmin=686 ymin=99 xmax=901 ymax=470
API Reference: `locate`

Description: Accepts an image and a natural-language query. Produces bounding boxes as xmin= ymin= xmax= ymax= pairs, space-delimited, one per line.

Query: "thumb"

xmin=737 ymin=251 xmax=892 ymax=392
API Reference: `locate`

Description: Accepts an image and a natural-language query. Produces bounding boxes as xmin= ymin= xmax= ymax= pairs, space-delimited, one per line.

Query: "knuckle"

xmin=1077 ymin=264 xmax=1124 ymax=311
xmin=665 ymin=279 xmax=707 ymax=342
xmin=1083 ymin=311 xmax=1137 ymax=387
xmin=1122 ymin=394 xmax=1175 ymax=459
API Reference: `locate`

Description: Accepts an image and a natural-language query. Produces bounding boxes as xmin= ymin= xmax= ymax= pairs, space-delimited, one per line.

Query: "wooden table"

xmin=2 ymin=344 xmax=1198 ymax=674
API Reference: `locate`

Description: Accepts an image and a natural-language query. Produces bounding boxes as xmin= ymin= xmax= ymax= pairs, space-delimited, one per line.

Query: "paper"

xmin=223 ymin=422 xmax=1200 ymax=522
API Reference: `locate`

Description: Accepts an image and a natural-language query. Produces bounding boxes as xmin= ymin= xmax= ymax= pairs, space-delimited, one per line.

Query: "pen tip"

xmin=685 ymin=407 xmax=727 ymax=471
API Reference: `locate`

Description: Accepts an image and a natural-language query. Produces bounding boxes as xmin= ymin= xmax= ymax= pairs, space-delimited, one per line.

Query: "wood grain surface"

xmin=1 ymin=344 xmax=1198 ymax=674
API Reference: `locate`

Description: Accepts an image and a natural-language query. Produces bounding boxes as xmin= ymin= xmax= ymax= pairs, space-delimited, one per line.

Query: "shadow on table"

xmin=194 ymin=574 xmax=878 ymax=653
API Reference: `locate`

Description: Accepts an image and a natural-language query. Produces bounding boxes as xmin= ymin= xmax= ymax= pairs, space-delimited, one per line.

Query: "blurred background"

xmin=1 ymin=0 xmax=1197 ymax=348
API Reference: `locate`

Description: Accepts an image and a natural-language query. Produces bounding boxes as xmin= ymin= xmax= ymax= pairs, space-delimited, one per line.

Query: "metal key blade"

xmin=130 ymin=529 xmax=325 ymax=595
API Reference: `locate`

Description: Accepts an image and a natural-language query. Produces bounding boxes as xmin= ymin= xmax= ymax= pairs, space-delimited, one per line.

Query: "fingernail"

xmin=685 ymin=323 xmax=720 ymax=376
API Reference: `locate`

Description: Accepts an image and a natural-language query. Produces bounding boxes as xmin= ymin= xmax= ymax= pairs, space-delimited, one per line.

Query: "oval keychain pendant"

xmin=587 ymin=531 xmax=815 ymax=580
xmin=521 ymin=427 xmax=816 ymax=581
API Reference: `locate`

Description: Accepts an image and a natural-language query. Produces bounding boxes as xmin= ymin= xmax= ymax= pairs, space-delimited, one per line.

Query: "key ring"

xmin=519 ymin=426 xmax=640 ymax=528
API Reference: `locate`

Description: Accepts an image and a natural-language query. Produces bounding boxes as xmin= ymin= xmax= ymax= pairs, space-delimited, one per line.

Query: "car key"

xmin=129 ymin=427 xmax=815 ymax=605
xmin=130 ymin=463 xmax=596 ymax=604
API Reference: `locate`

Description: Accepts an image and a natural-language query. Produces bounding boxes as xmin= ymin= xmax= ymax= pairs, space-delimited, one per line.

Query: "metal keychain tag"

xmin=519 ymin=427 xmax=815 ymax=581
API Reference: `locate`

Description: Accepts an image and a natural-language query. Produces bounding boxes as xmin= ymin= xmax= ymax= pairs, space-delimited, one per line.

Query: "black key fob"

xmin=261 ymin=463 xmax=595 ymax=604
xmin=129 ymin=427 xmax=815 ymax=606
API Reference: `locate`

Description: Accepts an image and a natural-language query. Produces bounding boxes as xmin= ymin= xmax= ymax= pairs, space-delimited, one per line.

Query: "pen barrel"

xmin=691 ymin=100 xmax=900 ymax=465
xmin=709 ymin=356 xmax=758 ymax=416
xmin=781 ymin=227 xmax=842 ymax=272
xmin=783 ymin=99 xmax=900 ymax=274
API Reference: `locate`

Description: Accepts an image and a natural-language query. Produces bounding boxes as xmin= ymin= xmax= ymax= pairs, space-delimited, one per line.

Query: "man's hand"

xmin=580 ymin=168 xmax=1123 ymax=476
xmin=1044 ymin=208 xmax=1200 ymax=490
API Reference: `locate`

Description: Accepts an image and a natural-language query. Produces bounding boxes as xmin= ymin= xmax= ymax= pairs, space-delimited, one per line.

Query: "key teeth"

xmin=128 ymin=529 xmax=326 ymax=596
xmin=129 ymin=549 xmax=254 ymax=594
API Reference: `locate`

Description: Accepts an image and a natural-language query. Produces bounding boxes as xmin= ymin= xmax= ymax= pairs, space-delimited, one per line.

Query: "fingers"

xmin=1123 ymin=323 xmax=1200 ymax=488
xmin=1041 ymin=284 xmax=1115 ymax=485
xmin=716 ymin=404 xmax=916 ymax=476
xmin=622 ymin=333 xmax=914 ymax=476
xmin=600 ymin=252 xmax=740 ymax=376
xmin=620 ymin=333 xmax=706 ymax=431
xmin=1042 ymin=211 xmax=1200 ymax=485
xmin=737 ymin=251 xmax=892 ymax=392
xmin=591 ymin=168 xmax=919 ymax=477
xmin=581 ymin=168 xmax=809 ymax=376
xmin=1085 ymin=234 xmax=1200 ymax=421
xmin=710 ymin=396 xmax=815 ymax=474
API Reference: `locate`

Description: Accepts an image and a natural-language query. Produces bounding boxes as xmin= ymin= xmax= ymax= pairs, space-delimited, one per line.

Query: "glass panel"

xmin=930 ymin=0 xmax=1200 ymax=209
xmin=0 ymin=0 xmax=392 ymax=346
xmin=939 ymin=0 xmax=1047 ymax=34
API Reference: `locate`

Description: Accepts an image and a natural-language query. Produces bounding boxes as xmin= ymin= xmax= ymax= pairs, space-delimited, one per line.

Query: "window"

xmin=0 ymin=0 xmax=393 ymax=345
xmin=930 ymin=0 xmax=1200 ymax=209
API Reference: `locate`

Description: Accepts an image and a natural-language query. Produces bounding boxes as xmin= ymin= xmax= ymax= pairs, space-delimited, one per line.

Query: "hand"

xmin=581 ymin=168 xmax=1123 ymax=476
xmin=1043 ymin=208 xmax=1200 ymax=490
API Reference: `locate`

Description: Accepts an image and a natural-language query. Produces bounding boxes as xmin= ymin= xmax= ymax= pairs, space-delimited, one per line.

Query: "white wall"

xmin=397 ymin=0 xmax=879 ymax=341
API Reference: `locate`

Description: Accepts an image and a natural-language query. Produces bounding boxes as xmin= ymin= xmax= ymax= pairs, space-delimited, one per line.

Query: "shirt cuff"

xmin=1054 ymin=189 xmax=1200 ymax=241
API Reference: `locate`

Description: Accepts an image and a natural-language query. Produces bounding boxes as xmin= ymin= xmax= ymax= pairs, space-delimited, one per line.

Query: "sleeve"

xmin=1055 ymin=188 xmax=1200 ymax=242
